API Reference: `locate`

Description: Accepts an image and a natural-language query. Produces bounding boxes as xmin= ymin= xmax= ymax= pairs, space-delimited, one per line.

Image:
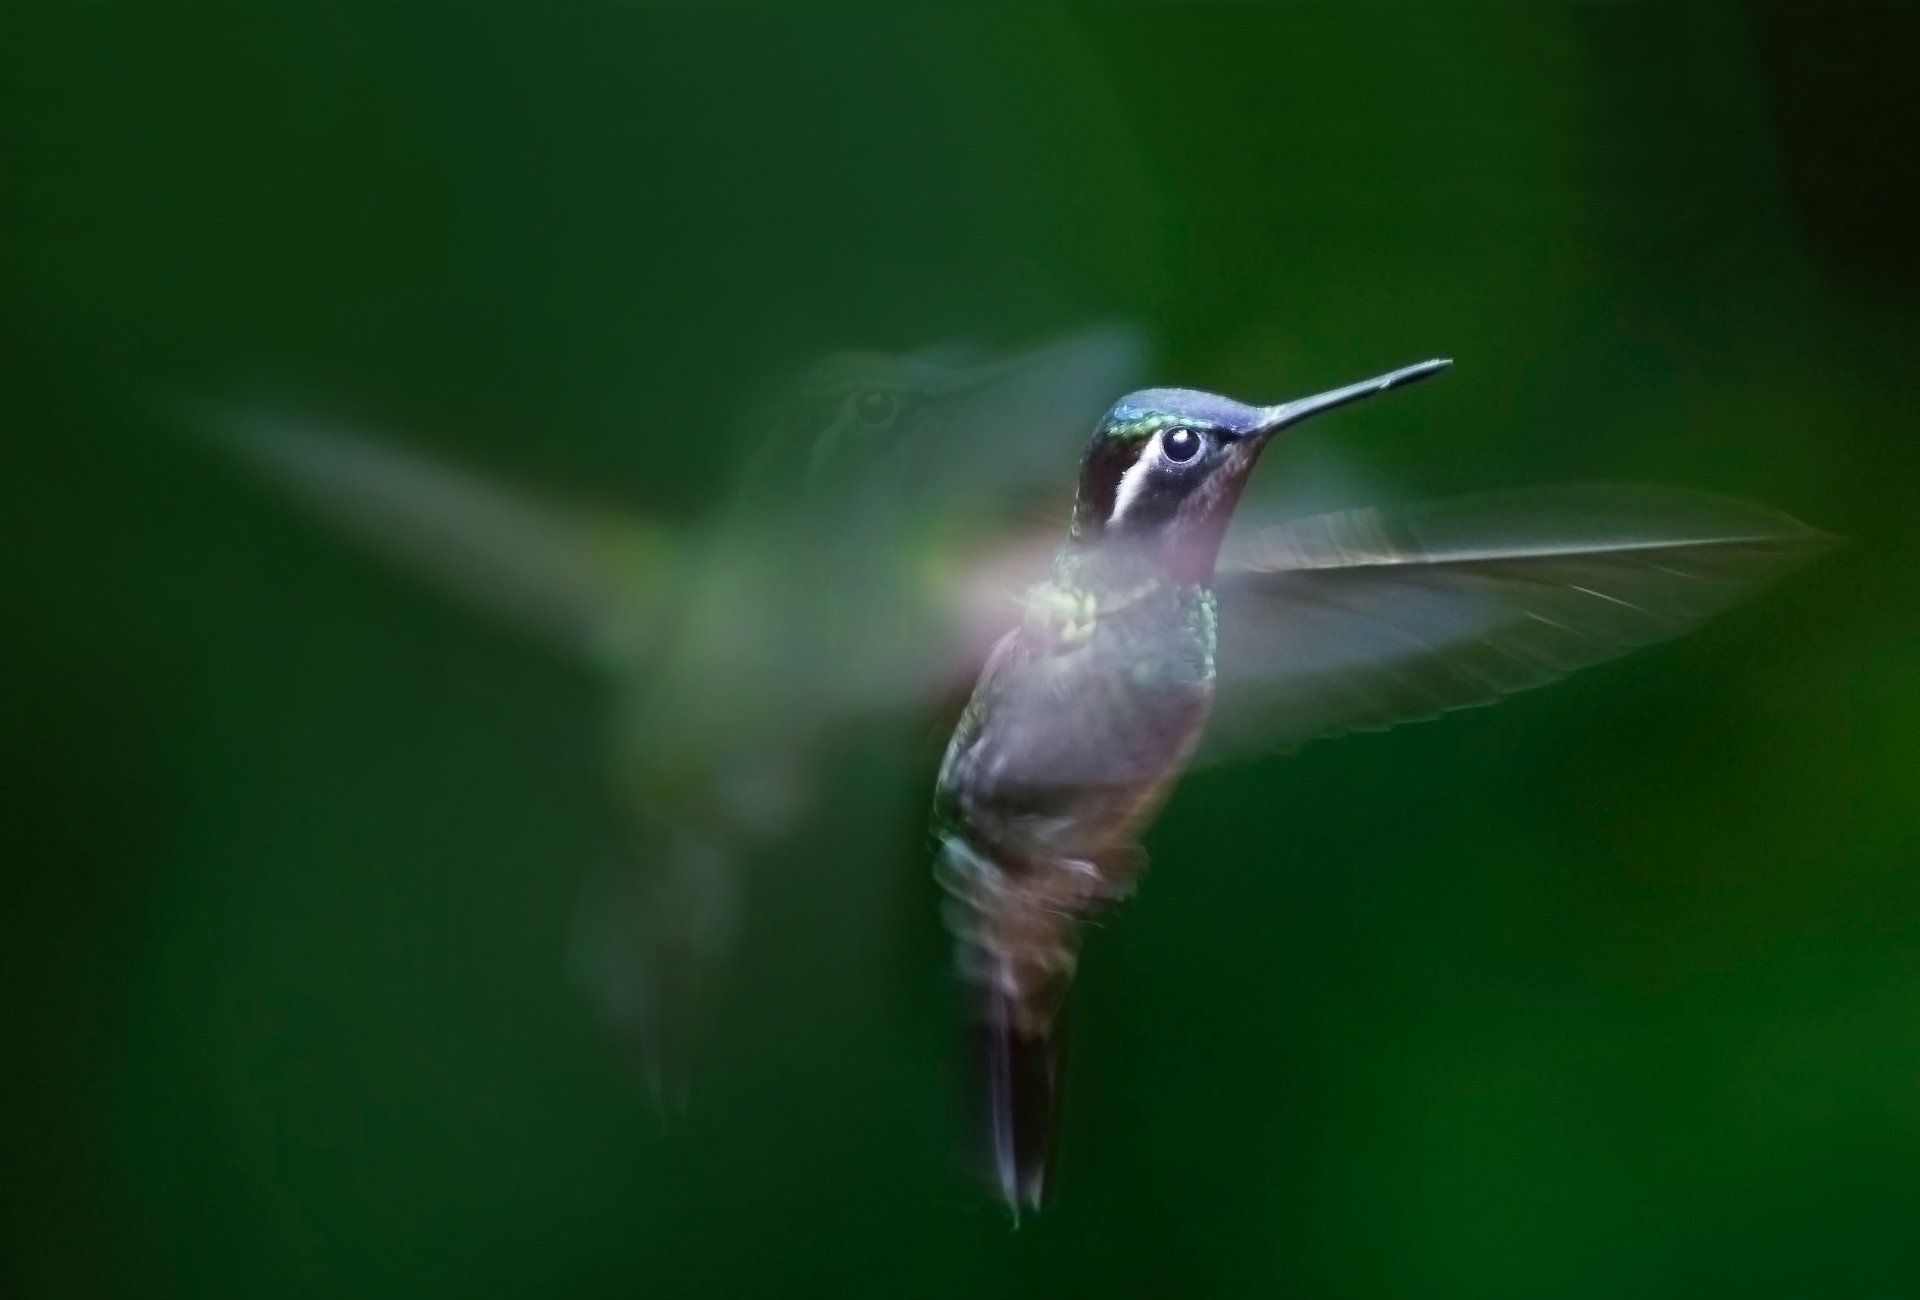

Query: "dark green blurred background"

xmin=4 ymin=4 xmax=1918 ymax=1296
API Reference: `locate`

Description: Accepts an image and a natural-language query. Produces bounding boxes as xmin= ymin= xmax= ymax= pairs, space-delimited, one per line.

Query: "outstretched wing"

xmin=206 ymin=410 xmax=669 ymax=666
xmin=1206 ymin=483 xmax=1835 ymax=760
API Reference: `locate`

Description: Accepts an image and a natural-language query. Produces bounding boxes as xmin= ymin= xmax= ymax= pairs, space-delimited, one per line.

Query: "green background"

xmin=4 ymin=4 xmax=1917 ymax=1296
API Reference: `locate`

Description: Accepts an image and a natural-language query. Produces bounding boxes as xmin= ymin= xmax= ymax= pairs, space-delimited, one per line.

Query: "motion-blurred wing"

xmin=209 ymin=411 xmax=668 ymax=665
xmin=907 ymin=326 xmax=1147 ymax=692
xmin=743 ymin=326 xmax=1147 ymax=713
xmin=909 ymin=324 xmax=1146 ymax=531
xmin=1206 ymin=483 xmax=1835 ymax=760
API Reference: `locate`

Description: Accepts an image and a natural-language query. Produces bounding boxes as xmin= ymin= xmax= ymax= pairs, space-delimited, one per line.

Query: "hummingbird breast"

xmin=934 ymin=579 xmax=1217 ymax=1014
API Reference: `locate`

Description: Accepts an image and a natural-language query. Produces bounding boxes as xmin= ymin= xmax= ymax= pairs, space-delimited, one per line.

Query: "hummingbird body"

xmin=936 ymin=552 xmax=1216 ymax=985
xmin=933 ymin=364 xmax=1454 ymax=1210
xmin=934 ymin=559 xmax=1213 ymax=1210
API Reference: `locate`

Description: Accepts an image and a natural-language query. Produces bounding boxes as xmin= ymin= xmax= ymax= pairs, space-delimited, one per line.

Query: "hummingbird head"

xmin=1070 ymin=358 xmax=1452 ymax=581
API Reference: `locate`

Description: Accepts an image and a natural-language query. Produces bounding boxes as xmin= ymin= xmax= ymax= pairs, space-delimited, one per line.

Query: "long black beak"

xmin=1250 ymin=357 xmax=1451 ymax=438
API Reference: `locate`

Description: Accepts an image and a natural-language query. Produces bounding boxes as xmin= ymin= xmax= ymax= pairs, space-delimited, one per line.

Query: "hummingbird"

xmin=932 ymin=358 xmax=1832 ymax=1213
xmin=201 ymin=329 xmax=1141 ymax=1110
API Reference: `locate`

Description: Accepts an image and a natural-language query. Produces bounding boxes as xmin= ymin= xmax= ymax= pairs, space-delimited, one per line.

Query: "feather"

xmin=1206 ymin=483 xmax=1836 ymax=760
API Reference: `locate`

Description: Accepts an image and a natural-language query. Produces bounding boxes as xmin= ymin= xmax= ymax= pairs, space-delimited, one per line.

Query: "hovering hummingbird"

xmin=932 ymin=358 xmax=1832 ymax=1214
xmin=203 ymin=329 xmax=1142 ymax=1109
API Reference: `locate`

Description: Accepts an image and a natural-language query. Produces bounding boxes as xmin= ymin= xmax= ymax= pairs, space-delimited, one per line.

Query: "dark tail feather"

xmin=970 ymin=971 xmax=1071 ymax=1217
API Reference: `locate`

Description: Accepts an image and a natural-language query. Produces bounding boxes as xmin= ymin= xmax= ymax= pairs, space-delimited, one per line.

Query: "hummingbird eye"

xmin=1161 ymin=427 xmax=1204 ymax=465
xmin=853 ymin=389 xmax=899 ymax=426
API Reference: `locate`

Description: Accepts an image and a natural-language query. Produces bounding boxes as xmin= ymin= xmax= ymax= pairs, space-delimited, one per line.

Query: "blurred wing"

xmin=208 ymin=410 xmax=669 ymax=665
xmin=912 ymin=323 xmax=1148 ymax=527
xmin=922 ymin=523 xmax=1060 ymax=701
xmin=746 ymin=325 xmax=1146 ymax=715
xmin=906 ymin=325 xmax=1147 ymax=694
xmin=1206 ymin=483 xmax=1835 ymax=761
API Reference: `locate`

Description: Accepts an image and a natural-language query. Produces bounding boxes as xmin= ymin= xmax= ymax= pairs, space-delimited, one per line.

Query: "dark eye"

xmin=1161 ymin=427 xmax=1203 ymax=464
xmin=854 ymin=389 xmax=898 ymax=426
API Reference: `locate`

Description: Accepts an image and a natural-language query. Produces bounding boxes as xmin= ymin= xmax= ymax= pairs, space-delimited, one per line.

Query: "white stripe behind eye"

xmin=1109 ymin=431 xmax=1160 ymax=524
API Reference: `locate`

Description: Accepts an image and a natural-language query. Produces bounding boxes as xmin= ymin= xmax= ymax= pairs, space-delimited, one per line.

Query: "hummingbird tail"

xmin=968 ymin=954 xmax=1073 ymax=1217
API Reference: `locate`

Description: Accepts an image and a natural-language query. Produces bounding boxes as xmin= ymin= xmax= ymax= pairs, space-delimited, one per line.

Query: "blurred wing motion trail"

xmin=204 ymin=409 xmax=717 ymax=1102
xmin=1208 ymin=483 xmax=1835 ymax=760
xmin=197 ymin=326 xmax=1144 ymax=1112
xmin=207 ymin=411 xmax=668 ymax=663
